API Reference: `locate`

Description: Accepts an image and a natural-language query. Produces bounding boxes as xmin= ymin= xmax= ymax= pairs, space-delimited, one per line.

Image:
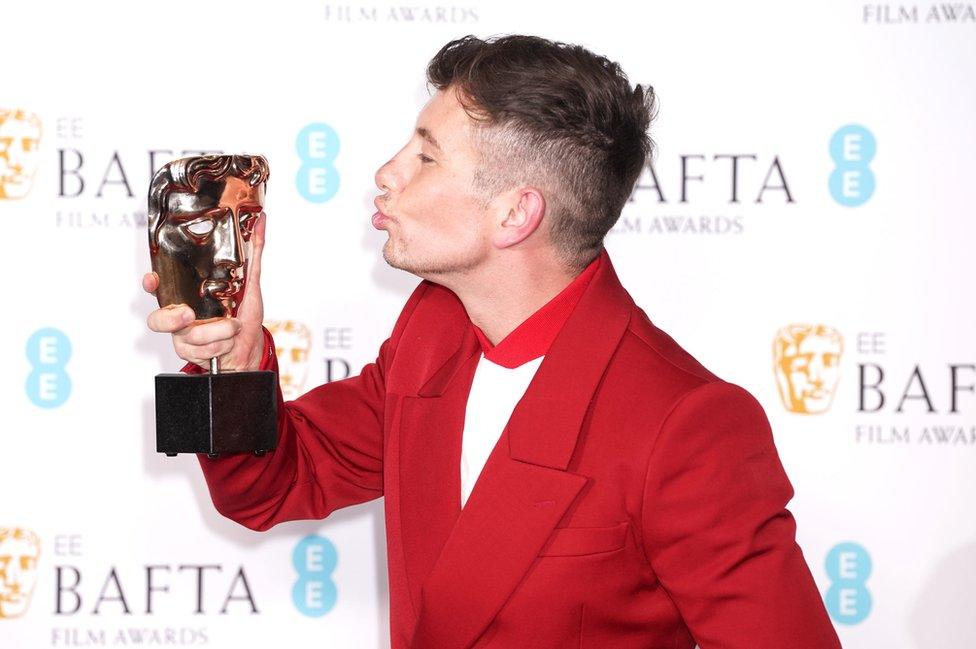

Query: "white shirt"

xmin=459 ymin=353 xmax=545 ymax=508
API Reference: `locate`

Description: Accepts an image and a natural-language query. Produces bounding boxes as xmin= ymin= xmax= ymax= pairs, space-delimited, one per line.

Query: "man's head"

xmin=773 ymin=324 xmax=844 ymax=414
xmin=373 ymin=34 xmax=656 ymax=279
xmin=0 ymin=109 xmax=42 ymax=199
xmin=0 ymin=527 xmax=41 ymax=619
xmin=148 ymin=154 xmax=269 ymax=320
xmin=265 ymin=320 xmax=312 ymax=399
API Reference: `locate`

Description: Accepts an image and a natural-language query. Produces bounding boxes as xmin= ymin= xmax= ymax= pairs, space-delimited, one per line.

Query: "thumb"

xmin=237 ymin=212 xmax=266 ymax=323
xmin=245 ymin=212 xmax=266 ymax=292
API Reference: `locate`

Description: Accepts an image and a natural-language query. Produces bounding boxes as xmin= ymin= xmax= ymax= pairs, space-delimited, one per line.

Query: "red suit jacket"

xmin=191 ymin=250 xmax=842 ymax=649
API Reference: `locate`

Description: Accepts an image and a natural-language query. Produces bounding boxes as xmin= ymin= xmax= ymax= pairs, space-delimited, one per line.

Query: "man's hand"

xmin=143 ymin=213 xmax=268 ymax=372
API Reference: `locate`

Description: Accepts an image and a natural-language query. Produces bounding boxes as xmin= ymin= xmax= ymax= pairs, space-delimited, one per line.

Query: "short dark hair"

xmin=426 ymin=34 xmax=657 ymax=271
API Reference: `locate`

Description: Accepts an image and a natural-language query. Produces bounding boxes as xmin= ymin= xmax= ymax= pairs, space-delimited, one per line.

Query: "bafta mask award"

xmin=148 ymin=154 xmax=277 ymax=457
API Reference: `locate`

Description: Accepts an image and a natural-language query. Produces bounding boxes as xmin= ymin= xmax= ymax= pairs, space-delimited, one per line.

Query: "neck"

xmin=435 ymin=249 xmax=579 ymax=345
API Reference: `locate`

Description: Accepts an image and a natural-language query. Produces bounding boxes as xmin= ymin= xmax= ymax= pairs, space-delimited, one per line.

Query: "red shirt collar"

xmin=471 ymin=252 xmax=602 ymax=368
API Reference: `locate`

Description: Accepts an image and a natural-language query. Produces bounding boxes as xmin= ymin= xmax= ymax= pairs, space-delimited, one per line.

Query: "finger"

xmin=244 ymin=212 xmax=266 ymax=297
xmin=180 ymin=338 xmax=235 ymax=362
xmin=147 ymin=304 xmax=196 ymax=333
xmin=142 ymin=271 xmax=159 ymax=294
xmin=179 ymin=317 xmax=243 ymax=346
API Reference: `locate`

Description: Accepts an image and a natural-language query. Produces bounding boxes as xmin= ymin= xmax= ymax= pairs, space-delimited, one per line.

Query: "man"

xmin=144 ymin=34 xmax=842 ymax=649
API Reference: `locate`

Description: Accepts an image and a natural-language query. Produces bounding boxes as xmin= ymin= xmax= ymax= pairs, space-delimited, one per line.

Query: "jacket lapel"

xmin=411 ymin=437 xmax=588 ymax=649
xmin=398 ymin=321 xmax=480 ymax=618
xmin=404 ymin=249 xmax=635 ymax=649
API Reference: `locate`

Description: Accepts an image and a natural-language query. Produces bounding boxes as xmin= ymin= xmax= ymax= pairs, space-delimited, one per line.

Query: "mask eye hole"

xmin=184 ymin=219 xmax=215 ymax=237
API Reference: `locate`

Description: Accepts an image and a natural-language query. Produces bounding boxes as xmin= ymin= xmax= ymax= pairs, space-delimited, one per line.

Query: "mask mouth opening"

xmin=201 ymin=278 xmax=243 ymax=300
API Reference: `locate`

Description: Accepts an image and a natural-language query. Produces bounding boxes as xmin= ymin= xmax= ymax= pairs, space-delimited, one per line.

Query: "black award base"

xmin=155 ymin=370 xmax=278 ymax=457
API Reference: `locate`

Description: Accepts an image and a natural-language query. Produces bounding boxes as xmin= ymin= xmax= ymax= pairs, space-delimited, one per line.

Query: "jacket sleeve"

xmin=640 ymin=381 xmax=842 ymax=648
xmin=181 ymin=281 xmax=428 ymax=532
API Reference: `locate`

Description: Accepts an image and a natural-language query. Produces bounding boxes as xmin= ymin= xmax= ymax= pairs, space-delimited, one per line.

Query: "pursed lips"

xmin=373 ymin=196 xmax=396 ymax=220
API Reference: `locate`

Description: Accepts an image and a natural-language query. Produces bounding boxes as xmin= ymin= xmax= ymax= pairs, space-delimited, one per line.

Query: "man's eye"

xmin=184 ymin=219 xmax=215 ymax=236
xmin=417 ymin=153 xmax=434 ymax=164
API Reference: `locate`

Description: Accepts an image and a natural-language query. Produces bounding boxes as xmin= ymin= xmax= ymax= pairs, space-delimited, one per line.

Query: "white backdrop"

xmin=2 ymin=1 xmax=975 ymax=647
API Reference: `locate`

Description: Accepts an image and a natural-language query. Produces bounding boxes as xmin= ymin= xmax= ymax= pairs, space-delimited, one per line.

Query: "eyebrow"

xmin=416 ymin=127 xmax=442 ymax=152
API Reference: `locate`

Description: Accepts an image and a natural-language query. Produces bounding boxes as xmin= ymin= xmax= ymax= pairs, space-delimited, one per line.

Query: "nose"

xmin=213 ymin=210 xmax=245 ymax=271
xmin=374 ymin=155 xmax=403 ymax=195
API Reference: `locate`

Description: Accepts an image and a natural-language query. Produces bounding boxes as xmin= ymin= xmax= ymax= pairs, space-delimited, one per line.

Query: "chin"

xmin=381 ymin=240 xmax=400 ymax=267
xmin=381 ymin=235 xmax=483 ymax=277
xmin=381 ymin=240 xmax=415 ymax=273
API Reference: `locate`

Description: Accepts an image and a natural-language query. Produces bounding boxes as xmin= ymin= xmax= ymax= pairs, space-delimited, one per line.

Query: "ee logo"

xmin=26 ymin=327 xmax=71 ymax=408
xmin=825 ymin=541 xmax=872 ymax=624
xmin=829 ymin=124 xmax=876 ymax=207
xmin=292 ymin=534 xmax=338 ymax=617
xmin=296 ymin=122 xmax=340 ymax=203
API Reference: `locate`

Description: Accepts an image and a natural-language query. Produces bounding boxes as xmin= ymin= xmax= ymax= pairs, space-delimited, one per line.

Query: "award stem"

xmin=210 ymin=356 xmax=219 ymax=375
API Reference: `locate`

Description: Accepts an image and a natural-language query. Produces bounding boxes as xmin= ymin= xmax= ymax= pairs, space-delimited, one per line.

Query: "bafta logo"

xmin=0 ymin=527 xmax=40 ymax=619
xmin=773 ymin=324 xmax=844 ymax=414
xmin=0 ymin=109 xmax=42 ymax=199
xmin=265 ymin=320 xmax=312 ymax=400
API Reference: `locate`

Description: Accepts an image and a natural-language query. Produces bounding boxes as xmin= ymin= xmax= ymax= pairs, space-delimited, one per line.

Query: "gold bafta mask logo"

xmin=265 ymin=320 xmax=312 ymax=400
xmin=773 ymin=324 xmax=844 ymax=414
xmin=0 ymin=527 xmax=40 ymax=619
xmin=0 ymin=110 xmax=42 ymax=199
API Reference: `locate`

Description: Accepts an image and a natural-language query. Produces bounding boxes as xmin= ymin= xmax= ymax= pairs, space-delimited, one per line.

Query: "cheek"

xmin=401 ymin=177 xmax=452 ymax=213
xmin=401 ymin=170 xmax=479 ymax=217
xmin=406 ymin=194 xmax=486 ymax=241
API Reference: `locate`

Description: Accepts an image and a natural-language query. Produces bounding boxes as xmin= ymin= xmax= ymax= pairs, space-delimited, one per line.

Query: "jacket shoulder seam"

xmin=623 ymin=318 xmax=716 ymax=385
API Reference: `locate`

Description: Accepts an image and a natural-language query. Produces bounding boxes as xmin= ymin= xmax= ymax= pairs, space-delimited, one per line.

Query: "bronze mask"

xmin=148 ymin=154 xmax=269 ymax=320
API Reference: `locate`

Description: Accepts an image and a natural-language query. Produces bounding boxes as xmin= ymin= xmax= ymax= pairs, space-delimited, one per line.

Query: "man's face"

xmin=373 ymin=88 xmax=497 ymax=277
xmin=154 ymin=175 xmax=264 ymax=319
xmin=776 ymin=333 xmax=843 ymax=414
xmin=0 ymin=113 xmax=42 ymax=199
xmin=0 ymin=533 xmax=40 ymax=619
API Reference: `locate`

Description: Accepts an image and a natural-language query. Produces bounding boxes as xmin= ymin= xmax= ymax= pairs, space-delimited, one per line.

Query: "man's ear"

xmin=491 ymin=187 xmax=546 ymax=249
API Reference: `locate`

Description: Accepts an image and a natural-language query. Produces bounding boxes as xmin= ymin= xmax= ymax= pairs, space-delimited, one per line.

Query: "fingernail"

xmin=181 ymin=309 xmax=194 ymax=323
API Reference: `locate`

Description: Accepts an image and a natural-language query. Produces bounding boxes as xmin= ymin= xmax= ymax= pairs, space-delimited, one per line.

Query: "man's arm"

xmin=183 ymin=282 xmax=428 ymax=532
xmin=640 ymin=381 xmax=841 ymax=648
